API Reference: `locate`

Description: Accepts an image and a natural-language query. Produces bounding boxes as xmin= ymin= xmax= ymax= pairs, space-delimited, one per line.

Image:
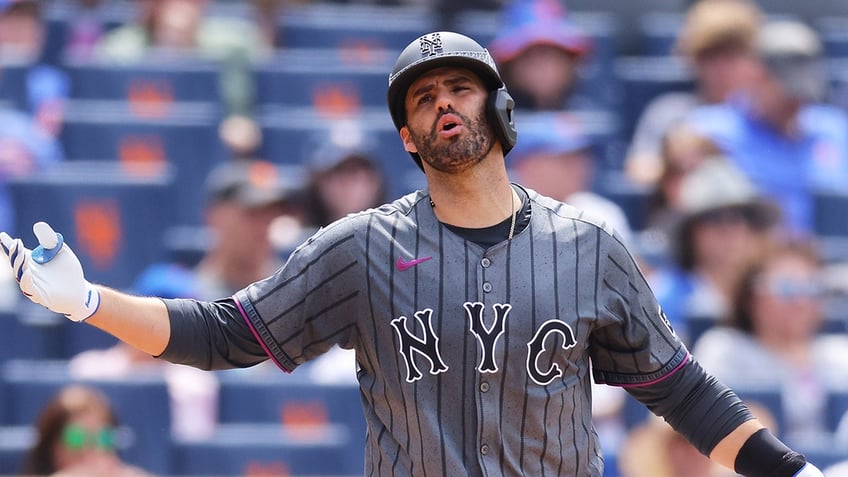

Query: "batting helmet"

xmin=387 ymin=31 xmax=518 ymax=170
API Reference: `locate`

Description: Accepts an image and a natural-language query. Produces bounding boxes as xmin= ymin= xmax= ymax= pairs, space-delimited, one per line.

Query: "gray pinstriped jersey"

xmin=235 ymin=186 xmax=688 ymax=477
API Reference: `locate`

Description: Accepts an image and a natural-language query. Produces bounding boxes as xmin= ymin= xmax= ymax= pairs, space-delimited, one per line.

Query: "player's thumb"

xmin=33 ymin=222 xmax=60 ymax=250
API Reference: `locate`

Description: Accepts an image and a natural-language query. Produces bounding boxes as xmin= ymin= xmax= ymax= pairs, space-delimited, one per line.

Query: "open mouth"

xmin=437 ymin=114 xmax=463 ymax=134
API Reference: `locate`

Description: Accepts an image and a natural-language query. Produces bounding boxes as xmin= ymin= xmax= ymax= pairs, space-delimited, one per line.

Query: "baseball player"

xmin=0 ymin=32 xmax=824 ymax=477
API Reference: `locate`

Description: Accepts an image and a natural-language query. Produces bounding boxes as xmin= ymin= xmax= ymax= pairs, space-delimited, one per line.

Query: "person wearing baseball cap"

xmin=488 ymin=0 xmax=595 ymax=111
xmin=507 ymin=112 xmax=633 ymax=246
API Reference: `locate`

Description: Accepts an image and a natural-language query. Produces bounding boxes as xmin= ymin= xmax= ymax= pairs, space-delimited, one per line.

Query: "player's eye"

xmin=417 ymin=94 xmax=434 ymax=105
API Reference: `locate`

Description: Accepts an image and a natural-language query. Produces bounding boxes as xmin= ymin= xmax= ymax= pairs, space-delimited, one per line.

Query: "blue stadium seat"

xmin=257 ymin=106 xmax=416 ymax=199
xmin=58 ymin=100 xmax=227 ymax=225
xmin=0 ymin=308 xmax=77 ymax=363
xmin=637 ymin=12 xmax=682 ymax=56
xmin=254 ymin=49 xmax=392 ymax=108
xmin=594 ymin=170 xmax=651 ymax=231
xmin=0 ymin=62 xmax=29 ymax=112
xmin=612 ymin=56 xmax=694 ymax=143
xmin=278 ymin=4 xmax=435 ymax=51
xmin=9 ymin=161 xmax=178 ymax=290
xmin=818 ymin=17 xmax=848 ymax=59
xmin=0 ymin=360 xmax=173 ymax=475
xmin=172 ymin=423 xmax=360 ymax=476
xmin=63 ymin=59 xmax=222 ymax=103
xmin=215 ymin=373 xmax=366 ymax=473
xmin=0 ymin=426 xmax=33 ymax=476
xmin=827 ymin=390 xmax=848 ymax=433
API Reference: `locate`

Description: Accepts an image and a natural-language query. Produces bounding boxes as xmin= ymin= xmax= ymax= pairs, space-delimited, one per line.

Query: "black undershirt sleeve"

xmin=157 ymin=297 xmax=268 ymax=371
xmin=625 ymin=357 xmax=755 ymax=456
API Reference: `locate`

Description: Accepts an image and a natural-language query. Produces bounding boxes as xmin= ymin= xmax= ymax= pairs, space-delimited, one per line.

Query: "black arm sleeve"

xmin=157 ymin=297 xmax=269 ymax=371
xmin=626 ymin=357 xmax=755 ymax=456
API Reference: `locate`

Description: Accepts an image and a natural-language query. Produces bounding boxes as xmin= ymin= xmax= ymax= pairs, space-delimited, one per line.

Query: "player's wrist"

xmin=67 ymin=281 xmax=101 ymax=322
xmin=734 ymin=428 xmax=806 ymax=477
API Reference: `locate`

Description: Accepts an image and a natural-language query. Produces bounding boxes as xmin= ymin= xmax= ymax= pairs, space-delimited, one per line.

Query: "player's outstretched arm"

xmin=0 ymin=222 xmax=171 ymax=356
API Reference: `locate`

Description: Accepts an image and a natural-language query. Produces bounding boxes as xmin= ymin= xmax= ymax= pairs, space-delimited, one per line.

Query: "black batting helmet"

xmin=387 ymin=31 xmax=518 ymax=170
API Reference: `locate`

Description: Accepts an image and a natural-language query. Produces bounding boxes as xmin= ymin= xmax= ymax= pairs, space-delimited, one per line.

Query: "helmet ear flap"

xmin=488 ymin=86 xmax=518 ymax=154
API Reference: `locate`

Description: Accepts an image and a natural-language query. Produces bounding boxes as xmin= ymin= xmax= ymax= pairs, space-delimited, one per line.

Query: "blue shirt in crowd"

xmin=687 ymin=97 xmax=848 ymax=235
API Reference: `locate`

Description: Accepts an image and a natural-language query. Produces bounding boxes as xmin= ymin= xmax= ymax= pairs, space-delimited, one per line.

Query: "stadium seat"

xmin=8 ymin=161 xmax=178 ymax=290
xmin=58 ymin=100 xmax=227 ymax=225
xmin=214 ymin=373 xmax=366 ymax=474
xmin=0 ymin=62 xmax=29 ymax=112
xmin=827 ymin=389 xmax=848 ymax=434
xmin=0 ymin=426 xmax=33 ymax=476
xmin=612 ymin=55 xmax=694 ymax=143
xmin=637 ymin=12 xmax=682 ymax=56
xmin=0 ymin=360 xmax=173 ymax=475
xmin=253 ymin=49 xmax=392 ymax=109
xmin=257 ymin=106 xmax=416 ymax=199
xmin=63 ymin=58 xmax=222 ymax=103
xmin=278 ymin=4 xmax=436 ymax=51
xmin=172 ymin=423 xmax=360 ymax=476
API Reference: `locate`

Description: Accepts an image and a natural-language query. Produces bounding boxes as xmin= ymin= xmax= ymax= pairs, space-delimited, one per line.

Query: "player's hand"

xmin=0 ymin=222 xmax=100 ymax=322
xmin=794 ymin=463 xmax=825 ymax=476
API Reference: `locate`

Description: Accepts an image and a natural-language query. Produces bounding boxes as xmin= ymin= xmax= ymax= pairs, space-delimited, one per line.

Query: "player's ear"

xmin=399 ymin=126 xmax=418 ymax=154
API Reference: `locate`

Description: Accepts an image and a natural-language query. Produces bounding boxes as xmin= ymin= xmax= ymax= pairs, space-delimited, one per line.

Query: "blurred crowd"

xmin=2 ymin=0 xmax=848 ymax=475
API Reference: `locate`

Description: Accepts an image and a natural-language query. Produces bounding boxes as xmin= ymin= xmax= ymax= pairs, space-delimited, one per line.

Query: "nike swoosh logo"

xmin=396 ymin=256 xmax=432 ymax=271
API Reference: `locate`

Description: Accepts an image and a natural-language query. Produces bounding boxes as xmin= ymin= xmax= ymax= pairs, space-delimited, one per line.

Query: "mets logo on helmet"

xmin=419 ymin=33 xmax=443 ymax=56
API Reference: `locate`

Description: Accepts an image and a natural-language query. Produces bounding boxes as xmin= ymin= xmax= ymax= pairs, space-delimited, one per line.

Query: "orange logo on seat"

xmin=244 ymin=461 xmax=290 ymax=477
xmin=119 ymin=135 xmax=166 ymax=173
xmin=312 ymin=85 xmax=360 ymax=116
xmin=128 ymin=80 xmax=174 ymax=118
xmin=74 ymin=200 xmax=122 ymax=270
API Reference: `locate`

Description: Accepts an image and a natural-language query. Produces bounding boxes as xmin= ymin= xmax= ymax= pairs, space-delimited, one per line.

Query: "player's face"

xmin=400 ymin=67 xmax=496 ymax=174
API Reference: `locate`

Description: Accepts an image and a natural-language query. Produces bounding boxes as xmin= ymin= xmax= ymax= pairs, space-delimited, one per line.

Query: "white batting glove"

xmin=0 ymin=222 xmax=100 ymax=322
xmin=794 ymin=463 xmax=825 ymax=476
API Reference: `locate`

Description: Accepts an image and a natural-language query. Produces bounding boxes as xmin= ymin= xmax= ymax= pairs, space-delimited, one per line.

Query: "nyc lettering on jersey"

xmin=390 ymin=302 xmax=577 ymax=386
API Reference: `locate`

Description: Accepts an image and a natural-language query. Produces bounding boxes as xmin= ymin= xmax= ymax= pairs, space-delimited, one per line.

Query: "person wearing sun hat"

xmin=488 ymin=0 xmax=597 ymax=111
xmin=649 ymin=157 xmax=780 ymax=344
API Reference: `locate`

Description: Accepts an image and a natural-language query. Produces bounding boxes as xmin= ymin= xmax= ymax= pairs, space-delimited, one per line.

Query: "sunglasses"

xmin=757 ymin=277 xmax=824 ymax=300
xmin=61 ymin=424 xmax=116 ymax=451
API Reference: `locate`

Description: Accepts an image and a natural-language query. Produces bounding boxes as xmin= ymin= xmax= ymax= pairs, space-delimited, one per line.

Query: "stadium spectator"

xmin=692 ymin=237 xmax=848 ymax=449
xmin=685 ymin=19 xmax=848 ymax=236
xmin=94 ymin=0 xmax=271 ymax=63
xmin=639 ymin=122 xmax=723 ymax=266
xmin=624 ymin=0 xmax=762 ymax=186
xmin=649 ymin=158 xmax=779 ymax=343
xmin=505 ymin=111 xmax=633 ymax=246
xmin=21 ymin=384 xmax=153 ymax=477
xmin=299 ymin=126 xmax=388 ymax=229
xmin=488 ymin=0 xmax=596 ymax=111
xmin=189 ymin=158 xmax=301 ymax=299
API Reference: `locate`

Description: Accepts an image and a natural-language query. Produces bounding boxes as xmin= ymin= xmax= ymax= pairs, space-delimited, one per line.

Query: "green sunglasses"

xmin=61 ymin=424 xmax=116 ymax=451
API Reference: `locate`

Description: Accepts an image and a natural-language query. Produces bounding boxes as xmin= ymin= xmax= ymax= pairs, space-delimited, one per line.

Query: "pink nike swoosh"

xmin=396 ymin=255 xmax=432 ymax=271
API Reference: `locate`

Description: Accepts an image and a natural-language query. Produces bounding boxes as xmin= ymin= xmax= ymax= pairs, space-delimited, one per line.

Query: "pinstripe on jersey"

xmin=235 ymin=185 xmax=687 ymax=477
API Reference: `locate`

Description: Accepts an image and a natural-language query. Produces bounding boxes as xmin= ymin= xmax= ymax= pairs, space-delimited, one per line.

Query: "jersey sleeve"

xmin=234 ymin=220 xmax=365 ymax=372
xmin=589 ymin=232 xmax=689 ymax=387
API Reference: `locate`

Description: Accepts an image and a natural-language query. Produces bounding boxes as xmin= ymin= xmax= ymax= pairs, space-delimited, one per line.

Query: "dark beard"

xmin=409 ymin=109 xmax=496 ymax=174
